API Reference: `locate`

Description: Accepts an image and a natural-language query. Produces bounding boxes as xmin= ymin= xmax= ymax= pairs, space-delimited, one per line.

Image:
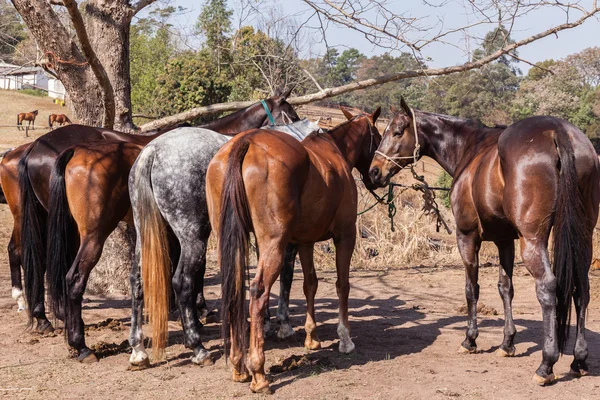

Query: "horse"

xmin=17 ymin=110 xmax=38 ymax=131
xmin=48 ymin=114 xmax=72 ymax=129
xmin=201 ymin=107 xmax=381 ymax=393
xmin=124 ymin=119 xmax=322 ymax=369
xmin=368 ymin=98 xmax=600 ymax=385
xmin=34 ymin=91 xmax=300 ymax=362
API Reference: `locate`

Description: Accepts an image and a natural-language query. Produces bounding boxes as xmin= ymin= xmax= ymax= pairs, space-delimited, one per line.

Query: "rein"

xmin=260 ymin=100 xmax=277 ymax=125
xmin=375 ymin=107 xmax=420 ymax=168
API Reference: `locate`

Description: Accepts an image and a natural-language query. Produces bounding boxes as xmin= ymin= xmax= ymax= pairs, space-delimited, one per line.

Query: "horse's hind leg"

xmin=276 ymin=243 xmax=297 ymax=339
xmin=247 ymin=240 xmax=287 ymax=393
xmin=298 ymin=243 xmax=320 ymax=350
xmin=129 ymin=233 xmax=149 ymax=368
xmin=334 ymin=232 xmax=356 ymax=354
xmin=173 ymin=235 xmax=213 ymax=366
xmin=457 ymin=231 xmax=481 ymax=354
xmin=66 ymin=235 xmax=104 ymax=363
xmin=570 ymin=270 xmax=590 ymax=376
xmin=495 ymin=240 xmax=516 ymax=357
xmin=8 ymin=230 xmax=26 ymax=313
xmin=520 ymin=237 xmax=558 ymax=384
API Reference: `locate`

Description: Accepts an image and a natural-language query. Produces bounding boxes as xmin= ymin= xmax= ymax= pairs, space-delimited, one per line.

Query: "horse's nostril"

xmin=369 ymin=167 xmax=381 ymax=180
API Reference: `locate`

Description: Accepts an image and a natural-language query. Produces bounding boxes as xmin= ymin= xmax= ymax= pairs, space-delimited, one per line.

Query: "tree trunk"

xmin=11 ymin=0 xmax=135 ymax=131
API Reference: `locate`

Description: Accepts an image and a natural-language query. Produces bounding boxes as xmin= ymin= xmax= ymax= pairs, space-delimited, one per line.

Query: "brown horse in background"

xmin=369 ymin=98 xmax=600 ymax=385
xmin=205 ymin=107 xmax=380 ymax=393
xmin=17 ymin=110 xmax=38 ymax=131
xmin=49 ymin=114 xmax=72 ymax=129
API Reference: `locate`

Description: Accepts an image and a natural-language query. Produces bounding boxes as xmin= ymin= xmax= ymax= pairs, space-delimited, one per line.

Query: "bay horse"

xmin=48 ymin=114 xmax=72 ymax=129
xmin=17 ymin=110 xmax=38 ymax=131
xmin=33 ymin=91 xmax=300 ymax=362
xmin=368 ymin=98 xmax=600 ymax=385
xmin=202 ymin=107 xmax=381 ymax=393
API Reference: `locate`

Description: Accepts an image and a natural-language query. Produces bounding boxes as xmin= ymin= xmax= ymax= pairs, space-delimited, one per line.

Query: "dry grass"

xmin=0 ymin=89 xmax=73 ymax=150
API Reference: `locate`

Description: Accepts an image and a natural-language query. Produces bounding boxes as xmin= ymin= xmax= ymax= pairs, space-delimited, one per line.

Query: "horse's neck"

xmin=418 ymin=112 xmax=502 ymax=178
xmin=329 ymin=118 xmax=366 ymax=168
xmin=202 ymin=104 xmax=266 ymax=134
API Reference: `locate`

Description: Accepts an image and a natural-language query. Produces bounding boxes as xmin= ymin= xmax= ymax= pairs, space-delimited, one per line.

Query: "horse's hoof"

xmin=232 ymin=370 xmax=251 ymax=383
xmin=458 ymin=345 xmax=478 ymax=354
xmin=532 ymin=372 xmax=556 ymax=386
xmin=304 ymin=338 xmax=321 ymax=351
xmin=496 ymin=347 xmax=515 ymax=357
xmin=191 ymin=350 xmax=214 ymax=366
xmin=250 ymin=380 xmax=272 ymax=394
xmin=277 ymin=323 xmax=295 ymax=340
xmin=339 ymin=339 xmax=355 ymax=354
xmin=128 ymin=357 xmax=150 ymax=371
xmin=79 ymin=352 xmax=99 ymax=364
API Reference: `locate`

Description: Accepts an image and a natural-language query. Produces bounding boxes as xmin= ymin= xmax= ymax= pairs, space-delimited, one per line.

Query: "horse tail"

xmin=135 ymin=147 xmax=171 ymax=358
xmin=17 ymin=114 xmax=20 ymax=130
xmin=46 ymin=148 xmax=77 ymax=323
xmin=65 ymin=116 xmax=72 ymax=124
xmin=219 ymin=139 xmax=253 ymax=362
xmin=48 ymin=115 xmax=52 ymax=129
xmin=19 ymin=145 xmax=46 ymax=326
xmin=552 ymin=127 xmax=591 ymax=353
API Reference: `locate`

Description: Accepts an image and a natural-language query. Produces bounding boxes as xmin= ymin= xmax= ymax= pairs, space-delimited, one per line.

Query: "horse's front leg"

xmin=276 ymin=242 xmax=297 ymax=339
xmin=128 ymin=233 xmax=149 ymax=368
xmin=457 ymin=231 xmax=481 ymax=354
xmin=333 ymin=231 xmax=356 ymax=354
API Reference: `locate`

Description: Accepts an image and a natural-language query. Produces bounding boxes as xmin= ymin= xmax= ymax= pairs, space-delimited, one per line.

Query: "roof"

xmin=0 ymin=64 xmax=44 ymax=76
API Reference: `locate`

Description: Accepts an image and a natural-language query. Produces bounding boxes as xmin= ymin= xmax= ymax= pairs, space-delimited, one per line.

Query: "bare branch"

xmin=62 ymin=0 xmax=115 ymax=128
xmin=130 ymin=0 xmax=157 ymax=18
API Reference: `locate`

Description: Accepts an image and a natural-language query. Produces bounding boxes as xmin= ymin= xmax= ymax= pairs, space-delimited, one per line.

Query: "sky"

xmin=147 ymin=0 xmax=600 ymax=73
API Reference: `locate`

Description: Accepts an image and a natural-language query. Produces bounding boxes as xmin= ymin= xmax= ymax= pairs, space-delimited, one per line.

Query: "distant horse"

xmin=48 ymin=114 xmax=72 ymax=129
xmin=200 ymin=107 xmax=381 ymax=393
xmin=369 ymin=98 xmax=600 ymax=385
xmin=33 ymin=91 xmax=300 ymax=362
xmin=17 ymin=110 xmax=38 ymax=131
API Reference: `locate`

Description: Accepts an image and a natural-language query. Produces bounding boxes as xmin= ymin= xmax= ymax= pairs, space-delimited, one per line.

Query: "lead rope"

xmin=260 ymin=99 xmax=276 ymax=125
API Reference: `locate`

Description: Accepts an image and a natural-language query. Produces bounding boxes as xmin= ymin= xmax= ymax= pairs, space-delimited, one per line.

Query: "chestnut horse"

xmin=36 ymin=93 xmax=300 ymax=362
xmin=17 ymin=110 xmax=38 ymax=131
xmin=48 ymin=114 xmax=72 ymax=129
xmin=369 ymin=98 xmax=600 ymax=385
xmin=203 ymin=108 xmax=381 ymax=393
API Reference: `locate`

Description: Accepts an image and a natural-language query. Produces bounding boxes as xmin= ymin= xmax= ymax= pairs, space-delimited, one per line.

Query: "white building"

xmin=0 ymin=62 xmax=66 ymax=100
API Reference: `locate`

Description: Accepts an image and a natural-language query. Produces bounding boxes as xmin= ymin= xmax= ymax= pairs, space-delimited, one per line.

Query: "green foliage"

xmin=436 ymin=171 xmax=452 ymax=209
xmin=19 ymin=88 xmax=46 ymax=97
xmin=0 ymin=1 xmax=27 ymax=63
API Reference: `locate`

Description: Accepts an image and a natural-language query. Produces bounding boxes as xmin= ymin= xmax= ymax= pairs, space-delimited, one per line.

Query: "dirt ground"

xmin=1 ymin=95 xmax=600 ymax=399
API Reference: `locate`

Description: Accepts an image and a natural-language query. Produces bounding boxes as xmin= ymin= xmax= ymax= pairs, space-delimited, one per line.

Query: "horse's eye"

xmin=393 ymin=129 xmax=404 ymax=138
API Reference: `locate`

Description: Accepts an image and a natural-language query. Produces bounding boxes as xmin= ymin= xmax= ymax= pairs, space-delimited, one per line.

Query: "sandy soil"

xmin=1 ymin=97 xmax=600 ymax=399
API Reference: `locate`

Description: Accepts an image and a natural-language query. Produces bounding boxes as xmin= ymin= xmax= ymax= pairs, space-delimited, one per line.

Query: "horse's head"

xmin=340 ymin=106 xmax=382 ymax=191
xmin=32 ymin=110 xmax=38 ymax=116
xmin=265 ymin=86 xmax=300 ymax=125
xmin=369 ymin=97 xmax=417 ymax=187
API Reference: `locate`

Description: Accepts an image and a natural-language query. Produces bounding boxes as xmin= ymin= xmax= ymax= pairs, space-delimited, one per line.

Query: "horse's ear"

xmin=340 ymin=106 xmax=354 ymax=120
xmin=371 ymin=106 xmax=381 ymax=124
xmin=400 ymin=97 xmax=412 ymax=119
xmin=280 ymin=85 xmax=295 ymax=101
xmin=390 ymin=105 xmax=399 ymax=115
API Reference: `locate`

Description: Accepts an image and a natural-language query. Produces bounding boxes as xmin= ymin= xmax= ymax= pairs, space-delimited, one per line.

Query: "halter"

xmin=260 ymin=99 xmax=277 ymax=125
xmin=375 ymin=107 xmax=420 ymax=169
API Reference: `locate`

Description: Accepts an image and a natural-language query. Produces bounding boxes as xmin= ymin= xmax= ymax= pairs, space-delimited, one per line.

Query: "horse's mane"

xmin=419 ymin=111 xmax=506 ymax=132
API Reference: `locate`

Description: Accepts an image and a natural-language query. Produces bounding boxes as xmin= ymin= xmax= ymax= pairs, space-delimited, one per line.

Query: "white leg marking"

xmin=12 ymin=287 xmax=25 ymax=312
xmin=191 ymin=348 xmax=211 ymax=365
xmin=129 ymin=342 xmax=149 ymax=365
xmin=277 ymin=322 xmax=295 ymax=339
xmin=337 ymin=323 xmax=355 ymax=354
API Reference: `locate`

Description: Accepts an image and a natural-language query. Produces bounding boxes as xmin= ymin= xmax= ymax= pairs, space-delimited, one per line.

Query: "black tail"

xmin=17 ymin=114 xmax=20 ymax=130
xmin=46 ymin=148 xmax=77 ymax=324
xmin=219 ymin=139 xmax=253 ymax=362
xmin=65 ymin=116 xmax=72 ymax=124
xmin=48 ymin=115 xmax=52 ymax=129
xmin=553 ymin=128 xmax=591 ymax=353
xmin=19 ymin=145 xmax=47 ymax=326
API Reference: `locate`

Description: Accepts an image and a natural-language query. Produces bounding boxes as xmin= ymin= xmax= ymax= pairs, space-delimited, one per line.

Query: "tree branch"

xmin=130 ymin=0 xmax=157 ymax=18
xmin=62 ymin=0 xmax=115 ymax=128
xmin=139 ymin=2 xmax=600 ymax=132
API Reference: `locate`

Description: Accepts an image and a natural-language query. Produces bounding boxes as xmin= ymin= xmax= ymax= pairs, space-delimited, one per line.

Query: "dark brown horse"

xmin=25 ymin=92 xmax=299 ymax=362
xmin=48 ymin=114 xmax=72 ymax=129
xmin=17 ymin=110 xmax=38 ymax=131
xmin=203 ymin=108 xmax=380 ymax=393
xmin=369 ymin=98 xmax=600 ymax=385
